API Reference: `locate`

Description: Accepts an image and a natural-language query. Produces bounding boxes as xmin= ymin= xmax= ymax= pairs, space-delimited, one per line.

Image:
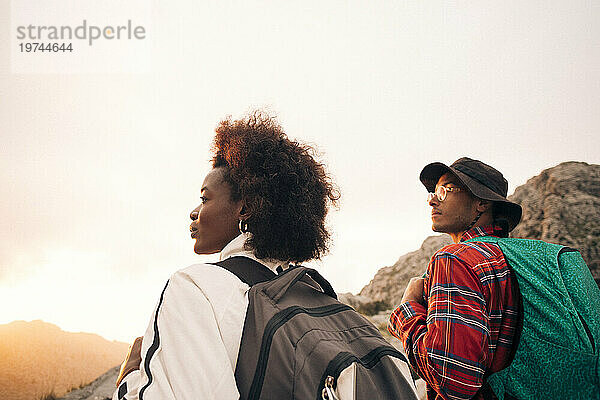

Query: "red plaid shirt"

xmin=388 ymin=226 xmax=520 ymax=400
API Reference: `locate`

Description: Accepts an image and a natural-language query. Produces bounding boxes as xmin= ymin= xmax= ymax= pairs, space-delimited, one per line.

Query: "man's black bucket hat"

xmin=420 ymin=157 xmax=522 ymax=231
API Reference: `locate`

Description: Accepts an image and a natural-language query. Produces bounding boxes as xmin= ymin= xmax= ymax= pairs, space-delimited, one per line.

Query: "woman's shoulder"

xmin=161 ymin=262 xmax=250 ymax=322
xmin=171 ymin=261 xmax=249 ymax=292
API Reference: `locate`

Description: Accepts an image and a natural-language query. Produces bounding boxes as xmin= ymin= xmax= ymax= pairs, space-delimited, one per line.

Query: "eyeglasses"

xmin=427 ymin=185 xmax=464 ymax=202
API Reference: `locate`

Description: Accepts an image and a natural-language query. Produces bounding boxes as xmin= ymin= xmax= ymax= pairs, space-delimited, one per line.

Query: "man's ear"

xmin=476 ymin=199 xmax=492 ymax=213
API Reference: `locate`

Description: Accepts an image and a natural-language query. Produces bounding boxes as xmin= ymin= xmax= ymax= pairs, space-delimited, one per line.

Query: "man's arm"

xmin=389 ymin=252 xmax=491 ymax=400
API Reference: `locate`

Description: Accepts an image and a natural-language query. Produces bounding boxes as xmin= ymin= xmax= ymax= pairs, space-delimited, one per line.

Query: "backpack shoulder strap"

xmin=464 ymin=235 xmax=500 ymax=244
xmin=213 ymin=256 xmax=276 ymax=286
xmin=262 ymin=266 xmax=338 ymax=301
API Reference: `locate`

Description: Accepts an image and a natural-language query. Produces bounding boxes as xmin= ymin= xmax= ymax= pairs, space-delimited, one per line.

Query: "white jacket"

xmin=113 ymin=233 xmax=287 ymax=400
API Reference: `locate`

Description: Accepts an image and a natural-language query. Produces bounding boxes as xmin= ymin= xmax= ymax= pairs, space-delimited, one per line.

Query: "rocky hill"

xmin=510 ymin=161 xmax=600 ymax=283
xmin=0 ymin=320 xmax=127 ymax=400
xmin=58 ymin=366 xmax=119 ymax=400
xmin=356 ymin=161 xmax=600 ymax=308
xmin=357 ymin=235 xmax=452 ymax=306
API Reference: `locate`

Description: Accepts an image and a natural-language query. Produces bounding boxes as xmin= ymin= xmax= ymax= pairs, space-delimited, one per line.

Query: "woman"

xmin=113 ymin=111 xmax=338 ymax=400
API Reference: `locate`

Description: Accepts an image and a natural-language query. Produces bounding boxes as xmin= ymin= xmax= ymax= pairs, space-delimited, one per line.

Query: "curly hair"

xmin=211 ymin=111 xmax=339 ymax=262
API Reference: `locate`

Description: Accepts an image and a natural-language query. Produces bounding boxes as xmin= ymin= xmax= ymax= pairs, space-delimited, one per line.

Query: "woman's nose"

xmin=190 ymin=209 xmax=199 ymax=221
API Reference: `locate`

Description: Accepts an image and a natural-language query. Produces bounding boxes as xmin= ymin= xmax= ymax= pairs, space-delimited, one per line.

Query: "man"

xmin=388 ymin=157 xmax=522 ymax=400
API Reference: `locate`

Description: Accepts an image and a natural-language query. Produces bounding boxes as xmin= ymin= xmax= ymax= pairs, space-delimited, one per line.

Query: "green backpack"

xmin=464 ymin=236 xmax=600 ymax=400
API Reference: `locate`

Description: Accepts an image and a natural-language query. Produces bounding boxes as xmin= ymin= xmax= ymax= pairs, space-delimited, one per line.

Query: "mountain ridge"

xmin=0 ymin=320 xmax=127 ymax=400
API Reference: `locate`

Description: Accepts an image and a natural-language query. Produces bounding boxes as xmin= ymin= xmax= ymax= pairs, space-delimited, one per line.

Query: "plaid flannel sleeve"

xmin=388 ymin=252 xmax=490 ymax=400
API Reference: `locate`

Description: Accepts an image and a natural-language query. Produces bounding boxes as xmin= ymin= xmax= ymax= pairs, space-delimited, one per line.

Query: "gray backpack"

xmin=216 ymin=256 xmax=419 ymax=400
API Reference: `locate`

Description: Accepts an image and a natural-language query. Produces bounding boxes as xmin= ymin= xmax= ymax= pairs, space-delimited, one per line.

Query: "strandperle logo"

xmin=16 ymin=20 xmax=146 ymax=46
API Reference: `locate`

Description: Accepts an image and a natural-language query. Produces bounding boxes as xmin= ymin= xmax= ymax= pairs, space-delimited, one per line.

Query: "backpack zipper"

xmin=321 ymin=376 xmax=339 ymax=400
xmin=247 ymin=303 xmax=353 ymax=399
xmin=316 ymin=346 xmax=408 ymax=400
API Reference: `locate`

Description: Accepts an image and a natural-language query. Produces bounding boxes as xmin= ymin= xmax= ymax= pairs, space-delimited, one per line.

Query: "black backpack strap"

xmin=213 ymin=256 xmax=276 ymax=286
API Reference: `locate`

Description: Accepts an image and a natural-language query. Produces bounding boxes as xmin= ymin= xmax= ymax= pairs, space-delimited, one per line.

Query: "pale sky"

xmin=2 ymin=1 xmax=599 ymax=343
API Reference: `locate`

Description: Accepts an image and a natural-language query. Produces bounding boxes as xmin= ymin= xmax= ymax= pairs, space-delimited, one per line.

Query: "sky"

xmin=1 ymin=1 xmax=599 ymax=343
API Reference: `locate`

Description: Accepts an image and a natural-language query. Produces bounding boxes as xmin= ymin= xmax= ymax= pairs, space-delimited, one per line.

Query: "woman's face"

xmin=189 ymin=167 xmax=243 ymax=255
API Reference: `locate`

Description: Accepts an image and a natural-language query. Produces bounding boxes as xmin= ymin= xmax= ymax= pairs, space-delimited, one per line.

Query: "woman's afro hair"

xmin=212 ymin=111 xmax=339 ymax=262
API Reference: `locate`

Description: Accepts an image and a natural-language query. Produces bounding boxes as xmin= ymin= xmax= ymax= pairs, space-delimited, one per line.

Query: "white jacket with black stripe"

xmin=113 ymin=233 xmax=287 ymax=400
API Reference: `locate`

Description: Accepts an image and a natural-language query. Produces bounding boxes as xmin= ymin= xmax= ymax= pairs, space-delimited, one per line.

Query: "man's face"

xmin=189 ymin=167 xmax=243 ymax=255
xmin=428 ymin=172 xmax=478 ymax=235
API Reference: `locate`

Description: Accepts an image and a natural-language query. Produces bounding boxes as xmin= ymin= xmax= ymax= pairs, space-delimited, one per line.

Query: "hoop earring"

xmin=239 ymin=219 xmax=249 ymax=233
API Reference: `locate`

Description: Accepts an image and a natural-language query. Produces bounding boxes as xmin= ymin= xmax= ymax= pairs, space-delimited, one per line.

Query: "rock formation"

xmin=58 ymin=366 xmax=119 ymax=400
xmin=509 ymin=161 xmax=600 ymax=284
xmin=358 ymin=235 xmax=452 ymax=307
